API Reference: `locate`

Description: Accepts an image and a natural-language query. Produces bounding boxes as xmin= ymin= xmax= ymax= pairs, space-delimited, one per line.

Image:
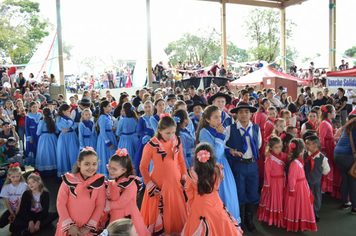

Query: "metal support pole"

xmin=56 ymin=0 xmax=66 ymax=99
xmin=280 ymin=8 xmax=286 ymax=72
xmin=329 ymin=0 xmax=336 ymax=71
xmin=146 ymin=0 xmax=153 ymax=87
xmin=220 ymin=0 xmax=227 ymax=66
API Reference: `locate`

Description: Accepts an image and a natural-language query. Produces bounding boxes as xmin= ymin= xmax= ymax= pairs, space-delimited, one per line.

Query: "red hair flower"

xmin=159 ymin=113 xmax=170 ymax=119
xmin=266 ymin=135 xmax=272 ymax=143
xmin=9 ymin=162 xmax=19 ymax=168
xmin=85 ymin=146 xmax=94 ymax=151
xmin=321 ymin=106 xmax=328 ymax=113
xmin=31 ymin=172 xmax=40 ymax=176
xmin=116 ymin=148 xmax=128 ymax=157
xmin=197 ymin=150 xmax=210 ymax=163
xmin=273 ymin=118 xmax=279 ymax=125
xmin=280 ymin=132 xmax=287 ymax=140
xmin=289 ymin=142 xmax=297 ymax=152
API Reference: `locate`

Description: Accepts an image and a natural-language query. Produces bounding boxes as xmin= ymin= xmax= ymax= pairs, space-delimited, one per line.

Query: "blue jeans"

xmin=119 ymin=77 xmax=126 ymax=88
xmin=17 ymin=126 xmax=25 ymax=143
xmin=45 ymin=95 xmax=50 ymax=102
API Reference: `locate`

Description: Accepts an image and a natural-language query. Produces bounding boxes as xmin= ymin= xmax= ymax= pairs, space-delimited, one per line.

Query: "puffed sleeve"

xmin=263 ymin=156 xmax=272 ymax=192
xmin=78 ymin=122 xmax=85 ymax=150
xmin=149 ymin=116 xmax=158 ymax=133
xmin=177 ymin=138 xmax=187 ymax=177
xmin=25 ymin=116 xmax=32 ymax=141
xmin=98 ymin=116 xmax=112 ymax=147
xmin=287 ymin=161 xmax=297 ymax=197
xmin=140 ymin=144 xmax=153 ymax=185
xmin=116 ymin=118 xmax=124 ymax=137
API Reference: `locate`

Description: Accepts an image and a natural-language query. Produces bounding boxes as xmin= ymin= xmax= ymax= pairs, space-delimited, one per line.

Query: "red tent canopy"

xmin=326 ymin=68 xmax=356 ymax=77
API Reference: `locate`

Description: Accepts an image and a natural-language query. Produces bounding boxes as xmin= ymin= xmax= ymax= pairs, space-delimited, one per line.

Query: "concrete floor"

xmin=0 ymin=174 xmax=354 ymax=236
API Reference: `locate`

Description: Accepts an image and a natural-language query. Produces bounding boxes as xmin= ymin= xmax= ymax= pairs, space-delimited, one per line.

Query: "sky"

xmin=33 ymin=0 xmax=356 ymax=69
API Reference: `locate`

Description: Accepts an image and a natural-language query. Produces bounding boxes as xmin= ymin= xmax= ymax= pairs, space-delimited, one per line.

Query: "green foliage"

xmin=244 ymin=8 xmax=296 ymax=63
xmin=63 ymin=42 xmax=74 ymax=60
xmin=164 ymin=28 xmax=248 ymax=67
xmin=0 ymin=0 xmax=49 ymax=65
xmin=345 ymin=46 xmax=356 ymax=65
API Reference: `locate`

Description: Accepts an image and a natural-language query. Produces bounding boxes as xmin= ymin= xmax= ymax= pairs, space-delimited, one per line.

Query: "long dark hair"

xmin=155 ymin=116 xmax=176 ymax=140
xmin=194 ymin=142 xmax=218 ymax=196
xmin=56 ymin=103 xmax=70 ymax=120
xmin=122 ymin=102 xmax=138 ymax=120
xmin=42 ymin=107 xmax=55 ymax=133
xmin=260 ymin=98 xmax=269 ymax=113
xmin=341 ymin=116 xmax=356 ymax=136
xmin=172 ymin=109 xmax=188 ymax=136
xmin=285 ymin=138 xmax=305 ymax=173
xmin=96 ymin=100 xmax=111 ymax=134
xmin=196 ymin=105 xmax=219 ymax=145
xmin=73 ymin=149 xmax=98 ymax=174
xmin=109 ymin=152 xmax=135 ymax=178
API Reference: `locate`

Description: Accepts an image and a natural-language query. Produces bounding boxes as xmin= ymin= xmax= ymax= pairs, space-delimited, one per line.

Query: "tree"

xmin=244 ymin=8 xmax=296 ymax=63
xmin=164 ymin=28 xmax=248 ymax=67
xmin=83 ymin=56 xmax=99 ymax=75
xmin=63 ymin=42 xmax=74 ymax=60
xmin=345 ymin=46 xmax=356 ymax=65
xmin=0 ymin=0 xmax=49 ymax=65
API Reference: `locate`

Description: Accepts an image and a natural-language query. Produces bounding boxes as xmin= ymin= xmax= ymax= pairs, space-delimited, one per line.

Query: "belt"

xmin=296 ymin=178 xmax=306 ymax=182
xmin=271 ymin=175 xmax=284 ymax=179
xmin=42 ymin=131 xmax=48 ymax=133
xmin=105 ymin=129 xmax=112 ymax=132
xmin=29 ymin=126 xmax=36 ymax=129
xmin=83 ymin=135 xmax=91 ymax=138
xmin=237 ymin=157 xmax=255 ymax=164
xmin=122 ymin=132 xmax=135 ymax=135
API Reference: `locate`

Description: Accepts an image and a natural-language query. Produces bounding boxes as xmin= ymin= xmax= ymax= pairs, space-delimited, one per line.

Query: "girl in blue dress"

xmin=173 ymin=109 xmax=195 ymax=169
xmin=116 ymin=102 xmax=139 ymax=159
xmin=96 ymin=100 xmax=118 ymax=177
xmin=196 ymin=105 xmax=241 ymax=224
xmin=149 ymin=98 xmax=165 ymax=132
xmin=24 ymin=101 xmax=42 ymax=167
xmin=78 ymin=108 xmax=97 ymax=151
xmin=133 ymin=100 xmax=154 ymax=177
xmin=35 ymin=107 xmax=58 ymax=176
xmin=56 ymin=104 xmax=79 ymax=178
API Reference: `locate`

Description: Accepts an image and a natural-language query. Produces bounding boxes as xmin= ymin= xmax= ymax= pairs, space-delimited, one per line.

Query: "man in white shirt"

xmin=299 ymin=68 xmax=306 ymax=80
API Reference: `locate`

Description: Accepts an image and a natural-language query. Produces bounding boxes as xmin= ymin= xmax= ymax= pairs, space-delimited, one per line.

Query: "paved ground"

xmin=1 ymin=170 xmax=355 ymax=236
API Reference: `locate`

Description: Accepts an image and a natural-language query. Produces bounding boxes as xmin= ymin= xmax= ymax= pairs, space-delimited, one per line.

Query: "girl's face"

xmin=70 ymin=98 xmax=75 ymax=104
xmin=267 ymin=110 xmax=276 ymax=120
xmin=308 ymin=112 xmax=317 ymax=123
xmin=206 ymin=110 xmax=222 ymax=128
xmin=107 ymin=160 xmax=126 ymax=179
xmin=158 ymin=126 xmax=176 ymax=141
xmin=317 ymin=93 xmax=323 ymax=100
xmin=63 ymin=108 xmax=71 ymax=118
xmin=78 ymin=155 xmax=98 ymax=179
xmin=145 ymin=96 xmax=151 ymax=102
xmin=28 ymin=178 xmax=40 ymax=192
xmin=82 ymin=111 xmax=91 ymax=121
xmin=282 ymin=94 xmax=287 ymax=100
xmin=156 ymin=101 xmax=165 ymax=114
xmin=30 ymin=104 xmax=38 ymax=114
xmin=6 ymin=101 xmax=12 ymax=109
xmin=262 ymin=100 xmax=270 ymax=109
xmin=329 ymin=108 xmax=336 ymax=119
xmin=9 ymin=172 xmax=21 ymax=185
xmin=144 ymin=103 xmax=153 ymax=115
xmin=17 ymin=101 xmax=23 ymax=109
xmin=283 ymin=114 xmax=291 ymax=125
xmin=271 ymin=142 xmax=282 ymax=155
xmin=193 ymin=106 xmax=203 ymax=118
xmin=103 ymin=104 xmax=112 ymax=114
xmin=276 ymin=122 xmax=286 ymax=134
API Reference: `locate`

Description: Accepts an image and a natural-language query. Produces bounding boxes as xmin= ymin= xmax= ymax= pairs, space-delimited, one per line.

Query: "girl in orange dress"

xmin=257 ymin=136 xmax=287 ymax=228
xmin=319 ymin=105 xmax=340 ymax=198
xmin=182 ymin=143 xmax=243 ymax=236
xmin=104 ymin=148 xmax=149 ymax=236
xmin=56 ymin=148 xmax=106 ymax=236
xmin=283 ymin=139 xmax=317 ymax=232
xmin=140 ymin=115 xmax=188 ymax=236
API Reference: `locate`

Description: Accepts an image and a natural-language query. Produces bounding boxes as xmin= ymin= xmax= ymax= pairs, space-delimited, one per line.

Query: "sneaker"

xmin=351 ymin=208 xmax=356 ymax=215
xmin=315 ymin=213 xmax=320 ymax=222
xmin=342 ymin=203 xmax=352 ymax=210
xmin=21 ymin=229 xmax=31 ymax=236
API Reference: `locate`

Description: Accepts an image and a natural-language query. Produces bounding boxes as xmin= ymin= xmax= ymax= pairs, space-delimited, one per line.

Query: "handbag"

xmin=348 ymin=132 xmax=356 ymax=178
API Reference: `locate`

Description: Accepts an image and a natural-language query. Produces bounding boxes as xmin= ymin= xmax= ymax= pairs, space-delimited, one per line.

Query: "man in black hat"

xmin=71 ymin=98 xmax=92 ymax=127
xmin=164 ymin=94 xmax=177 ymax=114
xmin=208 ymin=92 xmax=233 ymax=127
xmin=188 ymin=101 xmax=206 ymax=131
xmin=225 ymin=102 xmax=261 ymax=232
xmin=188 ymin=86 xmax=203 ymax=103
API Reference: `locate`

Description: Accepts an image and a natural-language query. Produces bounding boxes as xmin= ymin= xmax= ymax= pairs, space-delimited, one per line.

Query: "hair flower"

xmin=321 ymin=106 xmax=328 ymax=113
xmin=116 ymin=148 xmax=128 ymax=157
xmin=159 ymin=113 xmax=170 ymax=119
xmin=31 ymin=172 xmax=40 ymax=176
xmin=197 ymin=150 xmax=210 ymax=163
xmin=266 ymin=135 xmax=272 ymax=143
xmin=9 ymin=162 xmax=19 ymax=168
xmin=130 ymin=106 xmax=135 ymax=111
xmin=273 ymin=118 xmax=279 ymax=125
xmin=85 ymin=146 xmax=94 ymax=151
xmin=289 ymin=142 xmax=297 ymax=152
xmin=173 ymin=116 xmax=181 ymax=123
xmin=49 ymin=114 xmax=53 ymax=118
xmin=280 ymin=132 xmax=286 ymax=140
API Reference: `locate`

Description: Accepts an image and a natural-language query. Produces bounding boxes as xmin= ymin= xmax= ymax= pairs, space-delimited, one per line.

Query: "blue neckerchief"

xmin=180 ymin=128 xmax=191 ymax=135
xmin=82 ymin=120 xmax=93 ymax=131
xmin=154 ymin=114 xmax=160 ymax=121
xmin=193 ymin=116 xmax=200 ymax=123
xmin=221 ymin=111 xmax=226 ymax=128
xmin=206 ymin=126 xmax=218 ymax=136
xmin=240 ymin=126 xmax=257 ymax=158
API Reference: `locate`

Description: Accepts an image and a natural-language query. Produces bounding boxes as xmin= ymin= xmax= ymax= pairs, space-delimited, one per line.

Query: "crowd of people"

xmin=0 ymin=59 xmax=355 ymax=235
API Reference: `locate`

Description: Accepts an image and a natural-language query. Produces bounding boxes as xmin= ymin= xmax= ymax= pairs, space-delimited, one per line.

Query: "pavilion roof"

xmin=198 ymin=0 xmax=308 ymax=9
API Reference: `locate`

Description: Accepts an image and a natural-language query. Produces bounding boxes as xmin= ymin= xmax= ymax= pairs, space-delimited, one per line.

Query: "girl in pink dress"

xmin=257 ymin=136 xmax=287 ymax=227
xmin=283 ymin=139 xmax=317 ymax=232
xmin=319 ymin=105 xmax=337 ymax=195
xmin=103 ymin=148 xmax=149 ymax=236
xmin=56 ymin=148 xmax=105 ymax=236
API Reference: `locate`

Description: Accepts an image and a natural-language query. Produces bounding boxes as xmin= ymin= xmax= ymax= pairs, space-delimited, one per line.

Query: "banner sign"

xmin=327 ymin=77 xmax=356 ymax=88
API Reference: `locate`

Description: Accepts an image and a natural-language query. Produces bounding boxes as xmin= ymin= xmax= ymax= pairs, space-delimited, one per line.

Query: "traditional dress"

xmin=96 ymin=114 xmax=118 ymax=177
xmin=319 ymin=119 xmax=337 ymax=195
xmin=149 ymin=114 xmax=160 ymax=133
xmin=24 ymin=112 xmax=42 ymax=166
xmin=36 ymin=120 xmax=58 ymax=176
xmin=116 ymin=117 xmax=139 ymax=158
xmin=56 ymin=116 xmax=79 ymax=178
xmin=182 ymin=165 xmax=243 ymax=236
xmin=56 ymin=173 xmax=106 ymax=236
xmin=254 ymin=110 xmax=268 ymax=185
xmin=199 ymin=127 xmax=240 ymax=224
xmin=180 ymin=128 xmax=195 ymax=169
xmin=190 ymin=115 xmax=200 ymax=132
xmin=105 ymin=176 xmax=149 ymax=236
xmin=283 ymin=157 xmax=317 ymax=232
xmin=133 ymin=115 xmax=154 ymax=177
xmin=140 ymin=136 xmax=188 ymax=235
xmin=78 ymin=120 xmax=97 ymax=151
xmin=257 ymin=151 xmax=287 ymax=227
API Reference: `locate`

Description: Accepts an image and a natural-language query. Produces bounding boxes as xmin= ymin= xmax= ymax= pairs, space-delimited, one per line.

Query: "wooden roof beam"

xmin=281 ymin=0 xmax=308 ymax=9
